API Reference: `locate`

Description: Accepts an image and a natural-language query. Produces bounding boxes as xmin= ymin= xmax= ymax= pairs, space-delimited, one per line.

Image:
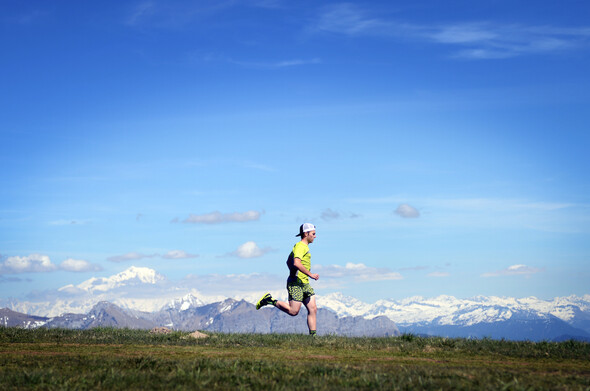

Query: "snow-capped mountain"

xmin=318 ymin=293 xmax=589 ymax=325
xmin=1 ymin=267 xmax=173 ymax=316
xmin=59 ymin=266 xmax=165 ymax=294
xmin=0 ymin=300 xmax=401 ymax=337
xmin=317 ymin=293 xmax=590 ymax=339
xmin=164 ymin=294 xmax=205 ymax=312
xmin=3 ymin=290 xmax=590 ymax=340
xmin=2 ymin=265 xmax=589 ymax=340
xmin=0 ymin=266 xmax=235 ymax=316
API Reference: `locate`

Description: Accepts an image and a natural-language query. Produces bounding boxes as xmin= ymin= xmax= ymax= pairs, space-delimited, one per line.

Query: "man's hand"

xmin=310 ymin=273 xmax=319 ymax=281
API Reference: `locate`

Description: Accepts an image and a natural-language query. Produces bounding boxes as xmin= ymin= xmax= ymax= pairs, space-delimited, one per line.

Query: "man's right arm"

xmin=293 ymin=257 xmax=319 ymax=280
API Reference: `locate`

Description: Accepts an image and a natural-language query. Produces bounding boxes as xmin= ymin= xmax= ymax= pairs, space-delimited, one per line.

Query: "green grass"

xmin=1 ymin=328 xmax=589 ymax=390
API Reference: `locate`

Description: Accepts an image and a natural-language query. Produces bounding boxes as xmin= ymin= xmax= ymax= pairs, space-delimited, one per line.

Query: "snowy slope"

xmin=60 ymin=266 xmax=165 ymax=294
xmin=317 ymin=293 xmax=590 ymax=332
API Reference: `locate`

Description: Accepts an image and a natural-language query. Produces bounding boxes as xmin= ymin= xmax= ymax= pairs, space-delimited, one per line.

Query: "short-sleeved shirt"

xmin=288 ymin=241 xmax=311 ymax=284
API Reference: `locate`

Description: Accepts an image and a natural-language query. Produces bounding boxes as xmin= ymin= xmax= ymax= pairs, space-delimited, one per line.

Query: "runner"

xmin=256 ymin=223 xmax=319 ymax=335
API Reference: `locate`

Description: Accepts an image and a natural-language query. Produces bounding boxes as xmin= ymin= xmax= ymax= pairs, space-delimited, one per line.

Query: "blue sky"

xmin=1 ymin=0 xmax=589 ymax=305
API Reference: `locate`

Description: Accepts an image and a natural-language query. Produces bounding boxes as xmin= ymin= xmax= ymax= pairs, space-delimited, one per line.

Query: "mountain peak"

xmin=114 ymin=266 xmax=164 ymax=284
xmin=72 ymin=266 xmax=165 ymax=293
xmin=165 ymin=293 xmax=204 ymax=311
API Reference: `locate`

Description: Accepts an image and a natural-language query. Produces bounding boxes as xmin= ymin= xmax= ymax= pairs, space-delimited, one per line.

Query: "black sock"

xmin=309 ymin=330 xmax=316 ymax=335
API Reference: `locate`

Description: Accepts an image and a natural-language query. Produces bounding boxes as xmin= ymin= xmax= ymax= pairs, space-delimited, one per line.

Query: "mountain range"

xmin=317 ymin=293 xmax=590 ymax=341
xmin=0 ymin=297 xmax=400 ymax=337
xmin=1 ymin=266 xmax=589 ymax=341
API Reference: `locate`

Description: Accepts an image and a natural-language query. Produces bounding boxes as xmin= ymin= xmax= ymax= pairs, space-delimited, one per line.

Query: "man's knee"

xmin=287 ymin=301 xmax=302 ymax=316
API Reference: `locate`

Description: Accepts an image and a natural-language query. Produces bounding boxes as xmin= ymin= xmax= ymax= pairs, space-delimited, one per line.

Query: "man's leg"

xmin=303 ymin=295 xmax=317 ymax=333
xmin=273 ymin=282 xmax=304 ymax=316
xmin=275 ymin=300 xmax=302 ymax=316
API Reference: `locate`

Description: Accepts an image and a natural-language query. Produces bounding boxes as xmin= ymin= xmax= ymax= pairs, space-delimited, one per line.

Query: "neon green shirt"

xmin=290 ymin=241 xmax=311 ymax=284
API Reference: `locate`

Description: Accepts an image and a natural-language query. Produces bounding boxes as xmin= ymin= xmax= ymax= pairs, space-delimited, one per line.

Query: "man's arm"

xmin=293 ymin=257 xmax=319 ymax=280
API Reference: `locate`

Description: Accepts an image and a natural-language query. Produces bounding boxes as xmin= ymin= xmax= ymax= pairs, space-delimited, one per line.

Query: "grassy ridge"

xmin=1 ymin=328 xmax=589 ymax=390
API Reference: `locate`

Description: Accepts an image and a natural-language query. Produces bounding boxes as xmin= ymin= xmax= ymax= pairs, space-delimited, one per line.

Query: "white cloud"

xmin=57 ymin=284 xmax=84 ymax=294
xmin=432 ymin=23 xmax=588 ymax=59
xmin=162 ymin=250 xmax=199 ymax=259
xmin=0 ymin=254 xmax=103 ymax=274
xmin=315 ymin=262 xmax=403 ymax=282
xmin=312 ymin=4 xmax=590 ymax=59
xmin=107 ymin=252 xmax=157 ymax=263
xmin=59 ymin=259 xmax=102 ymax=273
xmin=481 ymin=264 xmax=545 ymax=277
xmin=183 ymin=210 xmax=261 ymax=224
xmin=395 ymin=203 xmax=420 ymax=218
xmin=0 ymin=254 xmax=57 ymax=274
xmin=231 ymin=241 xmax=272 ymax=259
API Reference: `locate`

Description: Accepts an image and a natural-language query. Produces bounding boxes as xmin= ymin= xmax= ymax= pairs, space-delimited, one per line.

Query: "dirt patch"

xmin=148 ymin=327 xmax=208 ymax=339
xmin=187 ymin=331 xmax=209 ymax=339
xmin=150 ymin=327 xmax=173 ymax=334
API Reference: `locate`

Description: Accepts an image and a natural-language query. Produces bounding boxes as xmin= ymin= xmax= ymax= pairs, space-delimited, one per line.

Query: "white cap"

xmin=296 ymin=223 xmax=316 ymax=237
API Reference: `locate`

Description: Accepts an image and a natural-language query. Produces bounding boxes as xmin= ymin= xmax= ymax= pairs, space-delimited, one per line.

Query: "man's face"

xmin=306 ymin=230 xmax=316 ymax=243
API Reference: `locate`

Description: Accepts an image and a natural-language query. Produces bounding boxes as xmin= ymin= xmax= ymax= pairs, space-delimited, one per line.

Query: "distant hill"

xmin=0 ymin=308 xmax=47 ymax=329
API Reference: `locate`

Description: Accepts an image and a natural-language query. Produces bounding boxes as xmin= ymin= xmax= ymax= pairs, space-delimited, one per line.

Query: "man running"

xmin=256 ymin=223 xmax=319 ymax=335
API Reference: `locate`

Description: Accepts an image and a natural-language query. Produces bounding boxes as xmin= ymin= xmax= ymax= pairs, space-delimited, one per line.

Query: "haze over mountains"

xmin=1 ymin=267 xmax=589 ymax=341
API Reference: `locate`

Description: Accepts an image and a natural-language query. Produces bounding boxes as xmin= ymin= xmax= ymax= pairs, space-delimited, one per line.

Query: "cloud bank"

xmin=313 ymin=3 xmax=590 ymax=59
xmin=0 ymin=254 xmax=102 ymax=274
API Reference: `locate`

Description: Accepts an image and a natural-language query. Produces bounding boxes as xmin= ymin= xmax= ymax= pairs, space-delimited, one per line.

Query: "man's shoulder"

xmin=293 ymin=241 xmax=309 ymax=251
